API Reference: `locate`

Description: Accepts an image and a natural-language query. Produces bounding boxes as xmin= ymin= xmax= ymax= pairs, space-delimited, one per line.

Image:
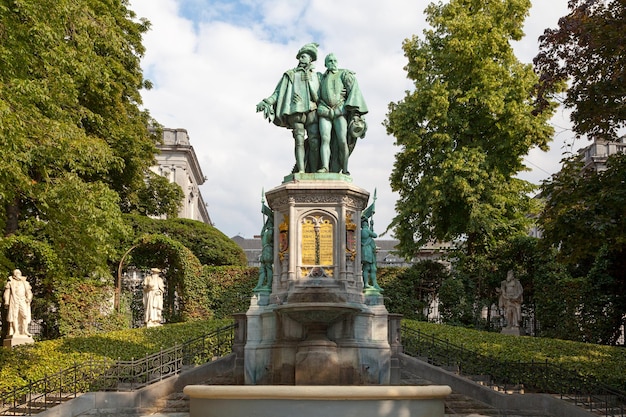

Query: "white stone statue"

xmin=143 ymin=268 xmax=165 ymax=327
xmin=3 ymin=269 xmax=33 ymax=337
xmin=498 ymin=270 xmax=523 ymax=331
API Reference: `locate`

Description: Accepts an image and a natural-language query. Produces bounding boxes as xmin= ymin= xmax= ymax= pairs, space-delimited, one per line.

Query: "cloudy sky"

xmin=128 ymin=0 xmax=577 ymax=239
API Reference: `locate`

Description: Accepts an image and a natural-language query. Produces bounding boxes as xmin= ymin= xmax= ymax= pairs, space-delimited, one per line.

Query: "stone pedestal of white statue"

xmin=501 ymin=326 xmax=521 ymax=336
xmin=244 ymin=175 xmax=390 ymax=385
xmin=3 ymin=335 xmax=34 ymax=348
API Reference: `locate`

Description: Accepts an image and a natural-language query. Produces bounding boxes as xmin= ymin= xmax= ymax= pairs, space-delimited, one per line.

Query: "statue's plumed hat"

xmin=296 ymin=43 xmax=319 ymax=62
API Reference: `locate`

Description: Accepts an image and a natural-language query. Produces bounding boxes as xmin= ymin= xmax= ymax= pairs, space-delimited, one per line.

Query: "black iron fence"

xmin=0 ymin=323 xmax=236 ymax=416
xmin=402 ymin=326 xmax=626 ymax=417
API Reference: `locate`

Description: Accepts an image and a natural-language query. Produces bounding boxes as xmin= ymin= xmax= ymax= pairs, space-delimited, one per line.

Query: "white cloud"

xmin=130 ymin=0 xmax=575 ymax=238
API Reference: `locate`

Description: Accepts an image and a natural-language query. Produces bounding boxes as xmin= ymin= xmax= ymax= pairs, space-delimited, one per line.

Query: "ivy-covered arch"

xmin=122 ymin=234 xmax=209 ymax=322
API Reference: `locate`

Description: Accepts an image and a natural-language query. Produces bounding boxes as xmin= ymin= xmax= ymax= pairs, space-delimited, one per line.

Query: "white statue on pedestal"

xmin=3 ymin=269 xmax=33 ymax=338
xmin=498 ymin=270 xmax=523 ymax=333
xmin=143 ymin=268 xmax=164 ymax=327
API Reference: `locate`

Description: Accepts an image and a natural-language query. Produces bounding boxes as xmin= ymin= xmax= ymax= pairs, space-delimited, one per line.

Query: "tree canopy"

xmin=533 ymin=0 xmax=626 ymax=344
xmin=385 ymin=0 xmax=556 ymax=257
xmin=124 ymin=214 xmax=248 ymax=267
xmin=539 ymin=154 xmax=626 ymax=344
xmin=534 ymin=0 xmax=626 ymax=139
xmin=0 ymin=0 xmax=181 ymax=277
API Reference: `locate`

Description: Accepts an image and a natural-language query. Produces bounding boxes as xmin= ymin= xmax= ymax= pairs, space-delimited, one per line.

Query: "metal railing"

xmin=0 ymin=323 xmax=236 ymax=416
xmin=402 ymin=326 xmax=626 ymax=417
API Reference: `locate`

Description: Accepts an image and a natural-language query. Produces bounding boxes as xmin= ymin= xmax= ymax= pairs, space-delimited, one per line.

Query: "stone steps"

xmin=400 ymin=368 xmax=501 ymax=416
xmin=76 ymin=364 xmax=558 ymax=417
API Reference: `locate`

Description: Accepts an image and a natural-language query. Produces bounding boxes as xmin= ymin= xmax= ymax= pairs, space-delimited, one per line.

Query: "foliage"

xmin=534 ymin=0 xmax=626 ymax=139
xmin=539 ymin=154 xmax=626 ymax=344
xmin=438 ymin=275 xmax=474 ymax=326
xmin=403 ymin=320 xmax=626 ymax=391
xmin=0 ymin=0 xmax=174 ymax=280
xmin=377 ymin=261 xmax=449 ymax=320
xmin=385 ymin=0 xmax=556 ymax=258
xmin=124 ymin=214 xmax=247 ymax=266
xmin=540 ymin=154 xmax=626 ymax=267
xmin=0 ymin=319 xmax=232 ymax=393
xmin=126 ymin=234 xmax=208 ymax=322
xmin=204 ymin=266 xmax=257 ymax=318
xmin=131 ymin=171 xmax=184 ymax=218
xmin=19 ymin=175 xmax=131 ymax=278
xmin=57 ymin=279 xmax=127 ymax=337
xmin=533 ymin=0 xmax=626 ymax=344
xmin=422 ymin=236 xmax=568 ymax=331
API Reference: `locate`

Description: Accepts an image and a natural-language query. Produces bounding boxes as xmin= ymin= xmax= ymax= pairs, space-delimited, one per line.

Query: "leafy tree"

xmin=385 ymin=0 xmax=557 ymax=258
xmin=379 ymin=261 xmax=449 ymax=320
xmin=0 ymin=0 xmax=172 ymax=277
xmin=539 ymin=154 xmax=626 ymax=344
xmin=533 ymin=0 xmax=626 ymax=344
xmin=450 ymin=251 xmax=498 ymax=328
xmin=534 ymin=0 xmax=626 ymax=139
xmin=132 ymin=171 xmax=184 ymax=218
xmin=124 ymin=214 xmax=247 ymax=266
xmin=438 ymin=275 xmax=474 ymax=326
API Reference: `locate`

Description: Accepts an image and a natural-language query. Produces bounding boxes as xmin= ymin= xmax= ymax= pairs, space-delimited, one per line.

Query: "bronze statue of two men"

xmin=256 ymin=43 xmax=368 ymax=175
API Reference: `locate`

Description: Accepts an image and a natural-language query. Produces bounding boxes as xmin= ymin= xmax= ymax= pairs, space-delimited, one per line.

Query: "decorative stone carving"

xmin=143 ymin=268 xmax=165 ymax=327
xmin=3 ymin=269 xmax=35 ymax=347
xmin=498 ymin=270 xmax=523 ymax=335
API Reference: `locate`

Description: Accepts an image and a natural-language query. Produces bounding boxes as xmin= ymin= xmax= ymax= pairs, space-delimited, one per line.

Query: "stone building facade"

xmin=151 ymin=127 xmax=212 ymax=224
xmin=578 ymin=137 xmax=626 ymax=172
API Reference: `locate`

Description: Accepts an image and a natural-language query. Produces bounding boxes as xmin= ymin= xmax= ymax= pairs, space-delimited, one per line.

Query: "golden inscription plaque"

xmin=301 ymin=220 xmax=316 ymax=265
xmin=301 ymin=216 xmax=334 ymax=266
xmin=319 ymin=221 xmax=333 ymax=265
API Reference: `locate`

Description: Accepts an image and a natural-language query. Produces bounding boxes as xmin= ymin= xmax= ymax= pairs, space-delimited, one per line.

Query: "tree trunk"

xmin=4 ymin=197 xmax=20 ymax=236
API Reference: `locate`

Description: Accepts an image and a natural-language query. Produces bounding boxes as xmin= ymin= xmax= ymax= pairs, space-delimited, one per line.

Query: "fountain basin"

xmin=184 ymin=385 xmax=452 ymax=417
xmin=275 ymin=302 xmax=360 ymax=325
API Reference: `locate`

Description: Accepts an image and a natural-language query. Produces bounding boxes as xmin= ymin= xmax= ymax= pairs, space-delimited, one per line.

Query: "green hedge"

xmin=124 ymin=214 xmax=247 ymax=266
xmin=57 ymin=279 xmax=128 ymax=337
xmin=404 ymin=320 xmax=626 ymax=391
xmin=377 ymin=263 xmax=449 ymax=320
xmin=0 ymin=319 xmax=232 ymax=393
xmin=204 ymin=266 xmax=257 ymax=318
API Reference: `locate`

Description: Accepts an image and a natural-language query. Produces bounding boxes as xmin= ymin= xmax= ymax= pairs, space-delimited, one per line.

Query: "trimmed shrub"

xmin=124 ymin=214 xmax=247 ymax=266
xmin=204 ymin=266 xmax=257 ymax=318
xmin=57 ymin=279 xmax=127 ymax=337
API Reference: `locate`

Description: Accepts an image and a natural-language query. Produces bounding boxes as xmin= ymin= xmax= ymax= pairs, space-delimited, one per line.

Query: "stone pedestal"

xmin=244 ymin=176 xmax=391 ymax=385
xmin=3 ymin=335 xmax=34 ymax=348
xmin=295 ymin=330 xmax=339 ymax=385
xmin=501 ymin=326 xmax=521 ymax=336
